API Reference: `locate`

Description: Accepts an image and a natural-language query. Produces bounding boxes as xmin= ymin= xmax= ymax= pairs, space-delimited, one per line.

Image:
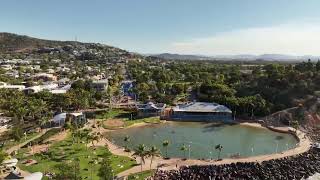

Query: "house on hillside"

xmin=0 ymin=82 xmax=25 ymax=91
xmin=136 ymin=102 xmax=166 ymax=118
xmin=32 ymin=73 xmax=57 ymax=82
xmin=23 ymin=83 xmax=58 ymax=94
xmin=92 ymin=79 xmax=108 ymax=91
xmin=167 ymin=102 xmax=232 ymax=122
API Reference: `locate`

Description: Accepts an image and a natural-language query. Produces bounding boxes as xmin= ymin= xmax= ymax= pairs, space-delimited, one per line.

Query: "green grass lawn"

xmin=95 ymin=109 xmax=129 ymax=120
xmin=124 ymin=117 xmax=161 ymax=127
xmin=2 ymin=132 xmax=39 ymax=150
xmin=21 ymin=128 xmax=60 ymax=148
xmin=128 ymin=170 xmax=155 ymax=180
xmin=17 ymin=134 xmax=137 ymax=180
xmin=96 ymin=109 xmax=161 ymax=129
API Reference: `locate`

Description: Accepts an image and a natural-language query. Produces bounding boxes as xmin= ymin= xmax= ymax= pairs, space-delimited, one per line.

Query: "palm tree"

xmin=162 ymin=140 xmax=169 ymax=159
xmin=133 ymin=144 xmax=147 ymax=172
xmin=215 ymin=144 xmax=223 ymax=160
xmin=90 ymin=133 xmax=100 ymax=147
xmin=180 ymin=144 xmax=187 ymax=160
xmin=124 ymin=135 xmax=130 ymax=152
xmin=292 ymin=120 xmax=299 ymax=133
xmin=146 ymin=146 xmax=161 ymax=170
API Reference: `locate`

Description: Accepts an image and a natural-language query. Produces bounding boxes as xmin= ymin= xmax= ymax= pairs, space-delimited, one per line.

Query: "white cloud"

xmin=169 ymin=23 xmax=320 ymax=55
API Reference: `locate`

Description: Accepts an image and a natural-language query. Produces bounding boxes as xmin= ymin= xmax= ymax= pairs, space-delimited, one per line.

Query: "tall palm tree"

xmin=90 ymin=133 xmax=100 ymax=147
xmin=180 ymin=144 xmax=187 ymax=160
xmin=133 ymin=144 xmax=147 ymax=172
xmin=292 ymin=120 xmax=299 ymax=133
xmin=162 ymin=140 xmax=169 ymax=159
xmin=147 ymin=146 xmax=161 ymax=170
xmin=215 ymin=144 xmax=223 ymax=160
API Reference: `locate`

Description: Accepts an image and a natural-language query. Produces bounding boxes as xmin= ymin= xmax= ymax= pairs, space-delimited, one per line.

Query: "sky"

xmin=1 ymin=0 xmax=320 ymax=55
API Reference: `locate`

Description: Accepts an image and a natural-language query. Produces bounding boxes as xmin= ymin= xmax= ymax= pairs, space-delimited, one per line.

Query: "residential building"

xmin=92 ymin=79 xmax=108 ymax=91
xmin=0 ymin=82 xmax=25 ymax=91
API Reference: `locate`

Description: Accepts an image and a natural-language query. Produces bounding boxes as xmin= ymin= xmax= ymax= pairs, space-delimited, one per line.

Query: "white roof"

xmin=172 ymin=102 xmax=232 ymax=113
xmin=69 ymin=112 xmax=83 ymax=117
xmin=2 ymin=158 xmax=18 ymax=167
xmin=50 ymin=89 xmax=67 ymax=94
xmin=93 ymin=78 xmax=108 ymax=84
xmin=24 ymin=172 xmax=43 ymax=180
xmin=53 ymin=113 xmax=67 ymax=123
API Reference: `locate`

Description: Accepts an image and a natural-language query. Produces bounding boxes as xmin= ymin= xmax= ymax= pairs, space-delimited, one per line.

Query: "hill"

xmin=150 ymin=53 xmax=212 ymax=60
xmin=0 ymin=32 xmax=133 ymax=60
xmin=151 ymin=53 xmax=320 ymax=61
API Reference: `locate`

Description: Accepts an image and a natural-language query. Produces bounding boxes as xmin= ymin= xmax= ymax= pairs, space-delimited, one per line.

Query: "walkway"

xmin=6 ymin=131 xmax=46 ymax=155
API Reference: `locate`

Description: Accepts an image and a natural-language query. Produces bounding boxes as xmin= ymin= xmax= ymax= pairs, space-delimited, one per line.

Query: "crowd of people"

xmin=154 ymin=147 xmax=320 ymax=180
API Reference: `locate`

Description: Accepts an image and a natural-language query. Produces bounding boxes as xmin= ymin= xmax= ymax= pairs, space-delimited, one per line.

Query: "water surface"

xmin=107 ymin=122 xmax=298 ymax=159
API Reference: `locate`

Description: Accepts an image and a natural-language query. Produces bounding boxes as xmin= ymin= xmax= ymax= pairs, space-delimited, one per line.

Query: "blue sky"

xmin=1 ymin=0 xmax=320 ymax=55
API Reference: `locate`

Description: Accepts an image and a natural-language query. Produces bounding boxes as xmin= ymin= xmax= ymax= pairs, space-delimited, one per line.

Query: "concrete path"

xmin=6 ymin=131 xmax=46 ymax=155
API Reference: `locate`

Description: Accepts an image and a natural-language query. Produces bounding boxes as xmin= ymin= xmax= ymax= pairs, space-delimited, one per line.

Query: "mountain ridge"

xmin=151 ymin=53 xmax=320 ymax=61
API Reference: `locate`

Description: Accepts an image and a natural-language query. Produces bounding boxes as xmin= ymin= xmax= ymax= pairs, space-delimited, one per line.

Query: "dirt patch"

xmin=29 ymin=131 xmax=68 ymax=155
xmin=104 ymin=119 xmax=125 ymax=128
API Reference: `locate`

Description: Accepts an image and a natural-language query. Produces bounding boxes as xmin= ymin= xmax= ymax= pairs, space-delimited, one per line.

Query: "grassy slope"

xmin=17 ymin=134 xmax=136 ymax=180
xmin=96 ymin=109 xmax=161 ymax=129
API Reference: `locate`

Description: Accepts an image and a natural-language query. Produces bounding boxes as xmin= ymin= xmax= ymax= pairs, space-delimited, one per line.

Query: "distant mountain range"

xmin=151 ymin=53 xmax=320 ymax=61
xmin=1 ymin=32 xmax=319 ymax=62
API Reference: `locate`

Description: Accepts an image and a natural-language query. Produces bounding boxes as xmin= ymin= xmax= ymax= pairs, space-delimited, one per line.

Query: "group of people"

xmin=154 ymin=147 xmax=320 ymax=180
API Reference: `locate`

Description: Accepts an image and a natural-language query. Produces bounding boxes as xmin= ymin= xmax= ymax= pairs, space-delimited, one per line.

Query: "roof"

xmin=93 ymin=79 xmax=108 ymax=84
xmin=136 ymin=102 xmax=166 ymax=110
xmin=172 ymin=102 xmax=232 ymax=113
xmin=69 ymin=112 xmax=83 ymax=117
xmin=24 ymin=172 xmax=43 ymax=180
xmin=2 ymin=158 xmax=18 ymax=167
xmin=4 ymin=172 xmax=23 ymax=179
xmin=53 ymin=113 xmax=67 ymax=123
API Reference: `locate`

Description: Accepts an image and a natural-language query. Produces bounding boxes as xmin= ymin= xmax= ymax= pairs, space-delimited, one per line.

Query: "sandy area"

xmin=30 ymin=130 xmax=68 ymax=155
xmin=103 ymin=119 xmax=125 ymax=128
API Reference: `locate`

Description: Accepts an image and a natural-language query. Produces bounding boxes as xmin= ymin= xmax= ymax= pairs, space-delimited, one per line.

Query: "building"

xmin=121 ymin=80 xmax=134 ymax=96
xmin=50 ymin=112 xmax=87 ymax=127
xmin=23 ymin=83 xmax=58 ymax=94
xmin=32 ymin=73 xmax=57 ymax=82
xmin=92 ymin=79 xmax=108 ymax=91
xmin=166 ymin=102 xmax=232 ymax=122
xmin=0 ymin=82 xmax=25 ymax=91
xmin=136 ymin=102 xmax=166 ymax=118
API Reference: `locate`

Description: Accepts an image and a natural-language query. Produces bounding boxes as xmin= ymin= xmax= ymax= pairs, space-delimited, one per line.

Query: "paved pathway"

xmin=6 ymin=131 xmax=46 ymax=155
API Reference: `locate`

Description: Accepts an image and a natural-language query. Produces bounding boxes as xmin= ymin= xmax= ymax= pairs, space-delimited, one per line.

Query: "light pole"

xmin=209 ymin=151 xmax=212 ymax=160
xmin=251 ymin=147 xmax=254 ymax=156
xmin=188 ymin=144 xmax=191 ymax=159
